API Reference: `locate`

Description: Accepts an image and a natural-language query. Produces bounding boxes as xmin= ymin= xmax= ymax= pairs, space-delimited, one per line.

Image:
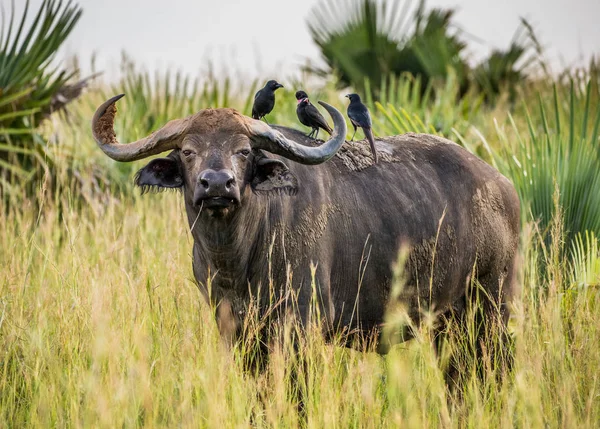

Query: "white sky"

xmin=10 ymin=0 xmax=600 ymax=83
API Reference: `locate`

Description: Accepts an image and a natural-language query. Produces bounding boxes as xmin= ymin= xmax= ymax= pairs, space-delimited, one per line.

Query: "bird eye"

xmin=182 ymin=149 xmax=193 ymax=157
xmin=237 ymin=149 xmax=251 ymax=157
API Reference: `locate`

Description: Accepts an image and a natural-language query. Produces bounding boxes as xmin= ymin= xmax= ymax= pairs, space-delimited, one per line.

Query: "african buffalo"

xmin=92 ymin=95 xmax=520 ymax=366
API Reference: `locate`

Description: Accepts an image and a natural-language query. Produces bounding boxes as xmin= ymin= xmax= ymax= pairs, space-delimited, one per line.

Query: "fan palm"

xmin=0 ymin=0 xmax=83 ymax=196
xmin=307 ymin=0 xmax=468 ymax=97
xmin=307 ymin=0 xmax=540 ymax=103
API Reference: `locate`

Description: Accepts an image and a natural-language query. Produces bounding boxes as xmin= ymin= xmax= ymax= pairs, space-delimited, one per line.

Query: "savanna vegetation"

xmin=1 ymin=0 xmax=599 ymax=427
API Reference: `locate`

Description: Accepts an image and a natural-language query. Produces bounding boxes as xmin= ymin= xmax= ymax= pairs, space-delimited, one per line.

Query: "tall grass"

xmin=1 ymin=174 xmax=599 ymax=427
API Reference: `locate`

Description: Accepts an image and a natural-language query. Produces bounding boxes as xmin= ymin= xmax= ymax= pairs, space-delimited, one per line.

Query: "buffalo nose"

xmin=194 ymin=169 xmax=239 ymax=206
xmin=199 ymin=170 xmax=236 ymax=191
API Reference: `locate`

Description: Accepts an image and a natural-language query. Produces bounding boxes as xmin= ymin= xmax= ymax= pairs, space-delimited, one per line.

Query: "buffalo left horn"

xmin=91 ymin=94 xmax=190 ymax=162
xmin=246 ymin=101 xmax=347 ymax=165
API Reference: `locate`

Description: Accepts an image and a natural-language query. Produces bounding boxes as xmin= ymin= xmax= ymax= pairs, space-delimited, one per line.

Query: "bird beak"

xmin=276 ymin=84 xmax=284 ymax=89
xmin=345 ymin=94 xmax=350 ymax=99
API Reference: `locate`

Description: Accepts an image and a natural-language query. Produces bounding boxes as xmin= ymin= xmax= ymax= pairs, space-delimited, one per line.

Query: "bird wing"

xmin=296 ymin=104 xmax=311 ymax=127
xmin=348 ymin=104 xmax=372 ymax=128
xmin=252 ymin=90 xmax=262 ymax=119
xmin=306 ymin=103 xmax=333 ymax=133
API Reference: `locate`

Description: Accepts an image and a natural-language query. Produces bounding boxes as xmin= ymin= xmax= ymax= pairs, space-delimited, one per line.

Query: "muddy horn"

xmin=246 ymin=101 xmax=347 ymax=165
xmin=91 ymin=94 xmax=189 ymax=162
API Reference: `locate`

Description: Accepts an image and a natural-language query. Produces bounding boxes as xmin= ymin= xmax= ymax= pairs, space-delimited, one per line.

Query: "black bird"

xmin=346 ymin=93 xmax=378 ymax=163
xmin=252 ymin=80 xmax=284 ymax=122
xmin=295 ymin=90 xmax=333 ymax=139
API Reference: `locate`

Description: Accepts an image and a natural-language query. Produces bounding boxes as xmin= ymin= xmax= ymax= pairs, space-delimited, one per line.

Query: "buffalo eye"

xmin=237 ymin=149 xmax=250 ymax=157
xmin=182 ymin=149 xmax=193 ymax=157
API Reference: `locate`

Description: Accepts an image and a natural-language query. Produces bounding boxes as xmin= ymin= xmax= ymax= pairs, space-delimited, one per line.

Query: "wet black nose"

xmin=199 ymin=170 xmax=235 ymax=191
xmin=193 ymin=169 xmax=239 ymax=206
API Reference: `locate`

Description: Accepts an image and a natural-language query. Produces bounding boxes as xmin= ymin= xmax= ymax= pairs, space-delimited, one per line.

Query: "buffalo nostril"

xmin=226 ymin=177 xmax=235 ymax=189
xmin=200 ymin=178 xmax=209 ymax=189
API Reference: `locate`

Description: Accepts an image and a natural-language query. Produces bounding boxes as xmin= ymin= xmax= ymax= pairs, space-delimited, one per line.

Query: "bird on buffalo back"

xmin=295 ymin=90 xmax=333 ymax=140
xmin=346 ymin=93 xmax=378 ymax=163
xmin=252 ymin=80 xmax=284 ymax=123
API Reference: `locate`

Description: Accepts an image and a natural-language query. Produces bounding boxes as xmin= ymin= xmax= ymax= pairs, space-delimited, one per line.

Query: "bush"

xmin=307 ymin=0 xmax=541 ymax=102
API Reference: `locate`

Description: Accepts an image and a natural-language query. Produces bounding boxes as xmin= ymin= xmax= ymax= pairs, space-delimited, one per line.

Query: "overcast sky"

xmin=12 ymin=0 xmax=600 ymax=82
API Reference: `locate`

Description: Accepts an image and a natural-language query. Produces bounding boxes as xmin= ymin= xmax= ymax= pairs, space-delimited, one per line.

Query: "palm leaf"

xmin=0 ymin=0 xmax=83 ymax=196
xmin=490 ymin=78 xmax=600 ymax=245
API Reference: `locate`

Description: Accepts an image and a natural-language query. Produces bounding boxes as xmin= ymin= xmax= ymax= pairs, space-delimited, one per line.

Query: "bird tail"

xmin=325 ymin=123 xmax=333 ymax=135
xmin=364 ymin=127 xmax=378 ymax=163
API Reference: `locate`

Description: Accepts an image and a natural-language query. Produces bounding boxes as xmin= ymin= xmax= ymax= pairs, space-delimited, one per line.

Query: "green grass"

xmin=1 ymin=61 xmax=600 ymax=426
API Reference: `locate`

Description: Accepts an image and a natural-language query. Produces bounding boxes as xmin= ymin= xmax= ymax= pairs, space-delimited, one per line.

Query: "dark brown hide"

xmin=180 ymin=128 xmax=519 ymax=351
xmin=92 ymin=102 xmax=520 ymax=359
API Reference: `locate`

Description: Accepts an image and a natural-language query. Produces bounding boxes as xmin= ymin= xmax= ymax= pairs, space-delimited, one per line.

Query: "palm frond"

xmin=490 ymin=78 xmax=600 ymax=244
xmin=569 ymin=231 xmax=600 ymax=289
xmin=0 ymin=0 xmax=83 ymax=196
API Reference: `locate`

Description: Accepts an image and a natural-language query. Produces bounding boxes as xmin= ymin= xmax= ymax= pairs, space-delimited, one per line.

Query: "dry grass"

xmin=1 ymin=179 xmax=599 ymax=427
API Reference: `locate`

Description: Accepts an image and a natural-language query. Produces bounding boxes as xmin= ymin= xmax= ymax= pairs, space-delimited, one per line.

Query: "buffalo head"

xmin=91 ymin=94 xmax=347 ymax=218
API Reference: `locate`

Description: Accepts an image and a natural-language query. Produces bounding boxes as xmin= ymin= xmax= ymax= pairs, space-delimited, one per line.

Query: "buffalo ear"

xmin=135 ymin=151 xmax=183 ymax=193
xmin=251 ymin=157 xmax=298 ymax=195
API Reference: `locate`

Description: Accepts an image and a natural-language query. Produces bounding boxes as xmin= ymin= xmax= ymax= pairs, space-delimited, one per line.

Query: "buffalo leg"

xmin=449 ymin=270 xmax=514 ymax=390
xmin=477 ymin=261 xmax=516 ymax=379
